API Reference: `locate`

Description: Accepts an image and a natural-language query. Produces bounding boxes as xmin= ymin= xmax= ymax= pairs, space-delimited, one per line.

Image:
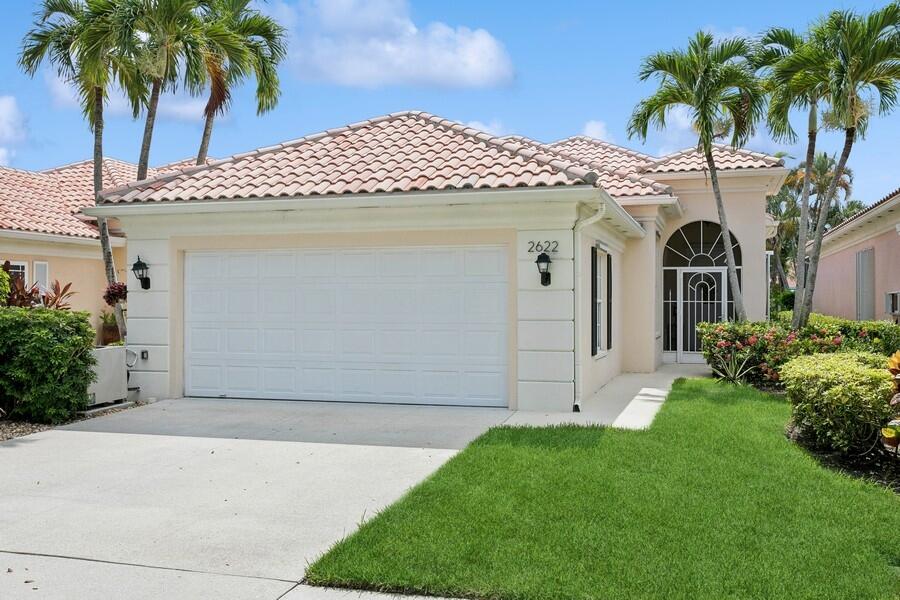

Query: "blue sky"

xmin=1 ymin=0 xmax=898 ymax=204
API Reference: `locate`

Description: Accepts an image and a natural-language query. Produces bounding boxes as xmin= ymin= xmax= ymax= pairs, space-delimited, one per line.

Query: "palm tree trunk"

xmin=196 ymin=110 xmax=215 ymax=165
xmin=92 ymin=87 xmax=126 ymax=339
xmin=799 ymin=127 xmax=856 ymax=325
xmin=136 ymin=78 xmax=162 ymax=180
xmin=704 ymin=150 xmax=747 ymax=321
xmin=791 ymin=103 xmax=817 ymax=329
xmin=773 ymin=238 xmax=789 ymax=289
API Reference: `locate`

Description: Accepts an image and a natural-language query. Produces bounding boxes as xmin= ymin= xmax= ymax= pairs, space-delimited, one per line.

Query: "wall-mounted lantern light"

xmin=535 ymin=252 xmax=552 ymax=287
xmin=131 ymin=256 xmax=151 ymax=290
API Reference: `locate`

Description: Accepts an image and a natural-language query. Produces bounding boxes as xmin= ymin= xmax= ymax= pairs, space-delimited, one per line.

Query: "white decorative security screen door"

xmin=677 ymin=267 xmax=727 ymax=363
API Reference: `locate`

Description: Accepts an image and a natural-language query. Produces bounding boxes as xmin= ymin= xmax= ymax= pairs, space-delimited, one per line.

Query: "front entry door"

xmin=677 ymin=268 xmax=727 ymax=363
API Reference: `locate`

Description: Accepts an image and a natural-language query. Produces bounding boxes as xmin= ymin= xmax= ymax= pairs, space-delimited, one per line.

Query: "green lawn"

xmin=307 ymin=378 xmax=900 ymax=600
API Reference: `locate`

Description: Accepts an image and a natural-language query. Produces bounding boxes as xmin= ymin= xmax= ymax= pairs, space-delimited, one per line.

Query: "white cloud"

xmin=0 ymin=96 xmax=26 ymax=165
xmin=656 ymin=106 xmax=697 ymax=155
xmin=466 ymin=119 xmax=506 ymax=136
xmin=279 ymin=0 xmax=514 ymax=88
xmin=45 ymin=71 xmax=207 ymax=122
xmin=704 ymin=25 xmax=752 ymax=42
xmin=582 ymin=120 xmax=614 ymax=143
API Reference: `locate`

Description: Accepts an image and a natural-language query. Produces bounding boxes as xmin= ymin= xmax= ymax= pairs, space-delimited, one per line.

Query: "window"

xmin=591 ymin=247 xmax=612 ymax=356
xmin=33 ymin=261 xmax=49 ymax=293
xmin=6 ymin=261 xmax=26 ymax=285
xmin=887 ymin=291 xmax=900 ymax=322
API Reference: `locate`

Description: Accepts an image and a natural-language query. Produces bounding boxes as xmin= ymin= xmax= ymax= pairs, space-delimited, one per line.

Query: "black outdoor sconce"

xmin=535 ymin=252 xmax=552 ymax=287
xmin=132 ymin=256 xmax=151 ymax=290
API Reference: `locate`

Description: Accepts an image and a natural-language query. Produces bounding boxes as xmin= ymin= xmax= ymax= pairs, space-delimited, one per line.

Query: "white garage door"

xmin=184 ymin=246 xmax=508 ymax=406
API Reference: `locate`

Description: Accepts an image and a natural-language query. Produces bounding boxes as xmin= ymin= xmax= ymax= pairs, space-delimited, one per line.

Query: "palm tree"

xmin=112 ymin=0 xmax=209 ymax=180
xmin=759 ymin=26 xmax=830 ymax=329
xmin=767 ymin=181 xmax=800 ymax=289
xmin=781 ymin=5 xmax=900 ymax=325
xmin=194 ymin=0 xmax=286 ymax=165
xmin=789 ymin=152 xmax=853 ymax=227
xmin=628 ymin=31 xmax=765 ymax=321
xmin=19 ymin=0 xmax=144 ymax=338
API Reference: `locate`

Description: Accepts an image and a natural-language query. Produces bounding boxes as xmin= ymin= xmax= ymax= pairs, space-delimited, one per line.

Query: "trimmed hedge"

xmin=781 ymin=352 xmax=894 ymax=453
xmin=774 ymin=311 xmax=900 ymax=356
xmin=0 ymin=268 xmax=9 ymax=306
xmin=0 ymin=308 xmax=96 ymax=423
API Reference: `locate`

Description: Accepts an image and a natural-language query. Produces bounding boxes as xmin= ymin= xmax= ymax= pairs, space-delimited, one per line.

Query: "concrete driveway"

xmin=0 ymin=399 xmax=509 ymax=599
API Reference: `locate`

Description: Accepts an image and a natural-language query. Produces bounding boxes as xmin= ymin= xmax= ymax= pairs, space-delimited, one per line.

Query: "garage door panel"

xmin=185 ymin=246 xmax=508 ymax=406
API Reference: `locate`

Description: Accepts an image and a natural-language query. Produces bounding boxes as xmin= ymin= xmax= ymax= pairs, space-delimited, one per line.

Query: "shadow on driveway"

xmin=62 ymin=398 xmax=513 ymax=449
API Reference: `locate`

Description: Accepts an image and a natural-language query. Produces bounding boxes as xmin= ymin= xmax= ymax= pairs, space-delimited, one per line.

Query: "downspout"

xmin=571 ymin=200 xmax=607 ymax=412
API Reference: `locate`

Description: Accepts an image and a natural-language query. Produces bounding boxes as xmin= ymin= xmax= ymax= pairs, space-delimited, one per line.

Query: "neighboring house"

xmin=812 ymin=187 xmax=900 ymax=323
xmin=0 ymin=157 xmax=202 ymax=325
xmin=85 ymin=111 xmax=786 ymax=410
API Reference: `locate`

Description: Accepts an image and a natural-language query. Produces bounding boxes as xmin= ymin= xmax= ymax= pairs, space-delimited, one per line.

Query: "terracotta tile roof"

xmin=98 ymin=112 xmax=599 ymax=205
xmin=643 ymin=144 xmax=784 ymax=173
xmin=822 ymin=186 xmax=900 ymax=240
xmin=1 ymin=157 xmax=205 ymax=239
xmin=549 ymin=136 xmax=655 ymax=172
xmin=503 ymin=135 xmax=671 ymax=197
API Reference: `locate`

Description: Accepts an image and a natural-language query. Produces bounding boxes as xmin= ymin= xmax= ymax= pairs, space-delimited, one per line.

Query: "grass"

xmin=307 ymin=378 xmax=900 ymax=600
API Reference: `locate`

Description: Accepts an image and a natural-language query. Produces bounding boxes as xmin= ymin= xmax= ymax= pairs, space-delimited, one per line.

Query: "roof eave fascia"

xmin=595 ymin=189 xmax=646 ymax=239
xmin=614 ymin=194 xmax=684 ymax=219
xmin=816 ymin=193 xmax=900 ymax=250
xmin=0 ymin=228 xmax=123 ymax=247
xmin=83 ymin=185 xmax=600 ymax=218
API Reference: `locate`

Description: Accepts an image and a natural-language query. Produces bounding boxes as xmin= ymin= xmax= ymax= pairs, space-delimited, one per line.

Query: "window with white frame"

xmin=591 ymin=246 xmax=612 ymax=356
xmin=33 ymin=261 xmax=49 ymax=293
xmin=887 ymin=291 xmax=900 ymax=319
xmin=5 ymin=261 xmax=27 ymax=285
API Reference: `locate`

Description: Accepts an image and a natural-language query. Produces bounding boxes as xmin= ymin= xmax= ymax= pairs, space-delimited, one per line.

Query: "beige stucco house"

xmin=85 ymin=112 xmax=786 ymax=411
xmin=0 ymin=159 xmax=129 ymax=321
xmin=813 ymin=186 xmax=900 ymax=322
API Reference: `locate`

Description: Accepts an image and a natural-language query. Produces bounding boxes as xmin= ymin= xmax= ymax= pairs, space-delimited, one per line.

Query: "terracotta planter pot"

xmin=100 ymin=323 xmax=120 ymax=346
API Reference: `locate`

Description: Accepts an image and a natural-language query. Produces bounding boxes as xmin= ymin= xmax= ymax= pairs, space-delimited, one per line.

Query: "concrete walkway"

xmin=505 ymin=363 xmax=710 ymax=428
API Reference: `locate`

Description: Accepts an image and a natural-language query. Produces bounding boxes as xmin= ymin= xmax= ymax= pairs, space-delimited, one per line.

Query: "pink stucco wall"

xmin=813 ymin=228 xmax=900 ymax=320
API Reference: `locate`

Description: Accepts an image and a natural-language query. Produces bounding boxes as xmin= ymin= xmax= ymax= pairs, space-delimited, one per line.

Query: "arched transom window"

xmin=663 ymin=220 xmax=742 ymax=268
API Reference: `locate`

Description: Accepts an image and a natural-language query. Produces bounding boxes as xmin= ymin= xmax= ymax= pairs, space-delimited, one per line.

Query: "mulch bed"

xmin=785 ymin=421 xmax=900 ymax=493
xmin=0 ymin=402 xmax=140 ymax=442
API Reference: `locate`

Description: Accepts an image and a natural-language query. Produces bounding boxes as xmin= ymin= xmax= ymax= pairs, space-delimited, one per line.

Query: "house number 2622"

xmin=527 ymin=240 xmax=559 ymax=253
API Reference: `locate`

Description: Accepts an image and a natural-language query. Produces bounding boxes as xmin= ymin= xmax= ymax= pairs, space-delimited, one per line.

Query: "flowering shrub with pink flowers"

xmin=697 ymin=315 xmax=899 ymax=386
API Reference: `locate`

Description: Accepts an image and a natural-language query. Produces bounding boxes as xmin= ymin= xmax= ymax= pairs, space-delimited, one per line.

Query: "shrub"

xmin=0 ymin=268 xmax=8 ymax=307
xmin=697 ymin=321 xmax=828 ymax=385
xmin=781 ymin=352 xmax=895 ymax=453
xmin=770 ymin=287 xmax=795 ymax=313
xmin=774 ymin=311 xmax=900 ymax=356
xmin=0 ymin=308 xmax=96 ymax=423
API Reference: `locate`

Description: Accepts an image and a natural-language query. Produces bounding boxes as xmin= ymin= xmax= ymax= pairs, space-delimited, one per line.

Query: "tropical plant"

xmin=194 ymin=0 xmax=286 ymax=164
xmin=106 ymin=0 xmax=209 ymax=180
xmin=19 ymin=0 xmax=144 ymax=338
xmin=758 ymin=26 xmax=830 ymax=329
xmin=103 ymin=281 xmax=127 ymax=306
xmin=786 ymin=152 xmax=855 ymax=228
xmin=771 ymin=5 xmax=900 ymax=327
xmin=628 ymin=31 xmax=765 ymax=321
xmin=42 ymin=280 xmax=76 ymax=310
xmin=766 ymin=178 xmax=800 ymax=288
xmin=6 ymin=278 xmax=43 ymax=308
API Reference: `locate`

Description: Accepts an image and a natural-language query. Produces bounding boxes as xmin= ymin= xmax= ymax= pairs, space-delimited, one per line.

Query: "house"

xmin=812 ymin=186 xmax=900 ymax=322
xmin=0 ymin=157 xmax=202 ymax=327
xmin=84 ymin=111 xmax=786 ymax=410
xmin=0 ymin=159 xmax=130 ymax=318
